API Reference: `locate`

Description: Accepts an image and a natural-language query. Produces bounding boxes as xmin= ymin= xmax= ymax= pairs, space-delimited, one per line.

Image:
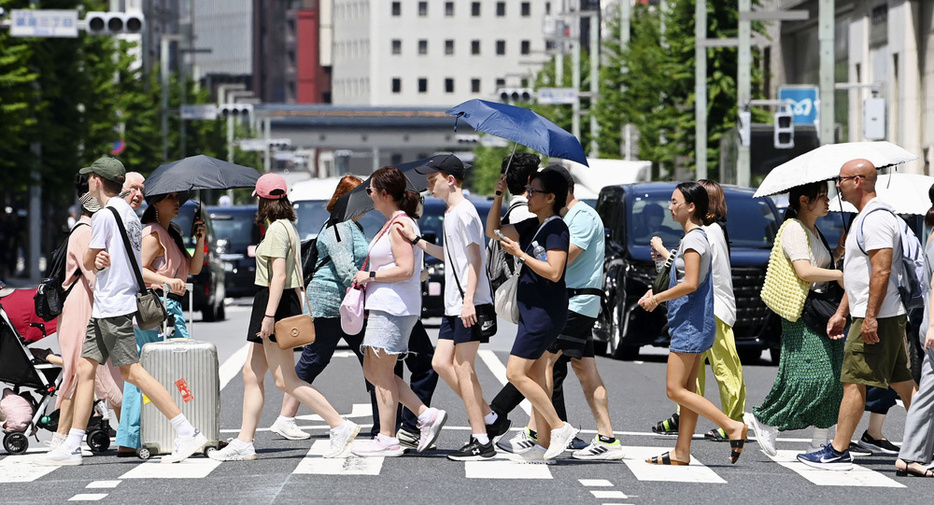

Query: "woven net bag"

xmin=760 ymin=219 xmax=810 ymax=321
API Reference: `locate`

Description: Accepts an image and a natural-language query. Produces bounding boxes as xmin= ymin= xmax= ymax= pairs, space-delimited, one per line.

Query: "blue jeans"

xmin=294 ymin=318 xmax=438 ymax=435
xmin=115 ymin=299 xmax=188 ymax=449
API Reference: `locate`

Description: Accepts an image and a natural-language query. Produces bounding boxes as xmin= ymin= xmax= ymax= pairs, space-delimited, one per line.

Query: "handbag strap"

xmin=362 ymin=213 xmax=405 ymax=273
xmin=280 ymin=220 xmax=309 ymax=314
xmin=443 ymin=228 xmax=494 ymax=302
xmin=107 ymin=206 xmax=147 ymax=294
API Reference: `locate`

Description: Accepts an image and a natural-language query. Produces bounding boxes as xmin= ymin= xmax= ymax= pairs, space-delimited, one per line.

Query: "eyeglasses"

xmin=836 ymin=175 xmax=865 ymax=183
xmin=524 ymin=185 xmax=548 ymax=196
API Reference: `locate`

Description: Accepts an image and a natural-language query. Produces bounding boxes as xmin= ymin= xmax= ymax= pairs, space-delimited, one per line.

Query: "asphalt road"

xmin=4 ymin=299 xmax=932 ymax=504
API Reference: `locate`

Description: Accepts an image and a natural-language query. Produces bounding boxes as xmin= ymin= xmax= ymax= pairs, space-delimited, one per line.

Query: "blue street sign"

xmin=778 ymin=86 xmax=819 ymax=125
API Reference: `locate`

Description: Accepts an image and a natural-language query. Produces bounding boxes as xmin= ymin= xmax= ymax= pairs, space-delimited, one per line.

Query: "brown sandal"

xmin=896 ymin=459 xmax=934 ymax=478
xmin=729 ymin=425 xmax=749 ymax=464
xmin=645 ymin=451 xmax=689 ymax=466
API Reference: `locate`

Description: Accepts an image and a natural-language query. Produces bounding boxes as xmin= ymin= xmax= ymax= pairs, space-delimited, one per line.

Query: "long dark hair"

xmin=677 ymin=181 xmax=711 ymax=225
xmin=926 ymin=183 xmax=934 ymax=228
xmin=785 ymin=181 xmax=827 ymax=220
xmin=371 ymin=166 xmax=419 ymax=217
xmin=532 ymin=167 xmax=569 ymax=215
xmin=141 ymin=194 xmax=188 ymax=258
xmin=256 ymin=197 xmax=296 ymax=224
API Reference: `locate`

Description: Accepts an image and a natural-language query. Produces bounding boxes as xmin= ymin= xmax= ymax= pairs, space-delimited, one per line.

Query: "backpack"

xmin=856 ymin=205 xmax=928 ymax=311
xmin=300 ymin=221 xmax=360 ymax=287
xmin=486 ymin=201 xmax=525 ymax=292
xmin=34 ymin=222 xmax=88 ymax=321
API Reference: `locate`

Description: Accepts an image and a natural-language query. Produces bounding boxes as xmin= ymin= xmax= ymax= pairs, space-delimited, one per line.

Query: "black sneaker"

xmin=486 ymin=415 xmax=512 ymax=442
xmin=566 ymin=436 xmax=589 ymax=451
xmin=847 ymin=442 xmax=873 ymax=457
xmin=857 ymin=431 xmax=899 ymax=454
xmin=447 ymin=437 xmax=496 ymax=461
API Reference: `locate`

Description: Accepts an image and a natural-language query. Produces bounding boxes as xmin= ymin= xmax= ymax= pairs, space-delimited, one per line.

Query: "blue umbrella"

xmin=447 ymin=99 xmax=589 ymax=167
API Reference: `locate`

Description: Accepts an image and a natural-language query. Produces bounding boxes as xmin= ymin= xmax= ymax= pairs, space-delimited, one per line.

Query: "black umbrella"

xmin=327 ymin=155 xmax=446 ymax=225
xmin=144 ymin=155 xmax=261 ymax=197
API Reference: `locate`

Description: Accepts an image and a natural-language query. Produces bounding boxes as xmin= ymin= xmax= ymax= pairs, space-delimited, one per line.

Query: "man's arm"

xmin=862 ymin=247 xmax=893 ymax=344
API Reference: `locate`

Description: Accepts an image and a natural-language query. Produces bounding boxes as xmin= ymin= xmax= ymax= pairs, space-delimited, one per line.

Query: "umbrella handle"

xmin=496 ymin=144 xmax=520 ymax=196
xmin=453 ymin=112 xmax=463 ymax=132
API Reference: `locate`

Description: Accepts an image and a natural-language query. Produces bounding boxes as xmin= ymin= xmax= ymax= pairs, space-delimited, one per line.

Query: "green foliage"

xmin=0 ymin=0 xmax=38 ymax=187
xmin=468 ymin=143 xmax=543 ymax=196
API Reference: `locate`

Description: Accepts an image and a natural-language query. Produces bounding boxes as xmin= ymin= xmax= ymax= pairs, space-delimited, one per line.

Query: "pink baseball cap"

xmin=253 ymin=173 xmax=288 ymax=199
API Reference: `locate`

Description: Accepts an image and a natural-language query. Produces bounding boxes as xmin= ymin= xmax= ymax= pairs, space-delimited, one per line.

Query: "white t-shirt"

xmin=506 ymin=195 xmax=535 ymax=224
xmin=675 ymin=229 xmax=711 ymax=286
xmin=702 ymin=223 xmax=736 ymax=327
xmin=443 ymin=200 xmax=493 ymax=316
xmin=781 ymin=219 xmax=832 ymax=292
xmin=843 ymin=198 xmax=906 ymax=318
xmin=89 ymin=197 xmax=142 ymax=318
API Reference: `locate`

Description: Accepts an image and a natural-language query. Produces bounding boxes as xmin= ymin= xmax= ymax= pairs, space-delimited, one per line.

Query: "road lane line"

xmin=766 ymin=450 xmax=905 ymax=488
xmin=86 ymin=480 xmax=122 ymax=488
xmin=477 ymin=349 xmax=531 ymax=416
xmin=579 ymin=479 xmax=614 ymax=487
xmin=119 ymin=458 xmax=222 ymax=479
xmin=68 ymin=494 xmax=108 ymax=501
xmin=0 ymin=454 xmax=60 ymax=482
xmin=591 ymin=490 xmax=628 ymax=499
xmin=292 ymin=440 xmax=384 ymax=475
xmin=465 ymin=459 xmax=553 ymax=479
xmin=622 ymin=446 xmax=726 ymax=483
xmin=218 ymin=343 xmax=250 ymax=390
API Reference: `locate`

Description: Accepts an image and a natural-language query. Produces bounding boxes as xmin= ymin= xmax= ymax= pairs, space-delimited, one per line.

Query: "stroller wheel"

xmin=87 ymin=430 xmax=110 ymax=453
xmin=3 ymin=432 xmax=29 ymax=455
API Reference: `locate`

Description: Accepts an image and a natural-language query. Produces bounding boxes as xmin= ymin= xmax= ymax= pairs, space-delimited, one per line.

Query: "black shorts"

xmin=547 ymin=311 xmax=597 ymax=359
xmin=247 ymin=287 xmax=302 ymax=343
xmin=438 ymin=315 xmax=482 ymax=344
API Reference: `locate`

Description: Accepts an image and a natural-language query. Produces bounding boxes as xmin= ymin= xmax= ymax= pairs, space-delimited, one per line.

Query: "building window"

xmin=391 ymin=153 xmax=403 ymax=165
xmin=471 ymin=40 xmax=480 ymax=55
xmin=418 ymin=1 xmax=427 ymax=16
xmin=495 ymin=78 xmax=506 ymax=88
xmin=471 ymin=2 xmax=480 ymax=16
xmin=545 ymin=2 xmax=551 ymax=15
xmin=445 ymin=78 xmax=454 ymax=93
xmin=445 ymin=1 xmax=454 ymax=16
xmin=418 ymin=78 xmax=428 ymax=93
xmin=496 ymin=40 xmax=505 ymax=55
xmin=471 ymin=78 xmax=481 ymax=93
xmin=521 ymin=40 xmax=530 ymax=55
xmin=496 ymin=2 xmax=505 ymax=16
xmin=392 ymin=78 xmax=401 ymax=93
xmin=418 ymin=39 xmax=428 ymax=55
xmin=445 ymin=40 xmax=454 ymax=55
xmin=392 ymin=1 xmax=400 ymax=16
xmin=392 ymin=39 xmax=401 ymax=55
xmin=521 ymin=2 xmax=531 ymax=16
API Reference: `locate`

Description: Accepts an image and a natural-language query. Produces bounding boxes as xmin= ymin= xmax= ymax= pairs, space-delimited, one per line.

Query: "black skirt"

xmin=247 ymin=287 xmax=302 ymax=343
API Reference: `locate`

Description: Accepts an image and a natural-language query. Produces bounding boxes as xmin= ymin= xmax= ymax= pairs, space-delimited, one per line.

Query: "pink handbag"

xmin=340 ymin=282 xmax=366 ymax=334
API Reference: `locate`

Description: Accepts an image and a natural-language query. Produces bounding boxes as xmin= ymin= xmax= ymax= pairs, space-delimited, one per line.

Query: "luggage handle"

xmin=161 ymin=283 xmax=194 ymax=341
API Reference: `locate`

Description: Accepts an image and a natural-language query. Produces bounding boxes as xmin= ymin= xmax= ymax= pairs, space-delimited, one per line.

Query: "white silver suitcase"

xmin=137 ymin=283 xmax=220 ymax=459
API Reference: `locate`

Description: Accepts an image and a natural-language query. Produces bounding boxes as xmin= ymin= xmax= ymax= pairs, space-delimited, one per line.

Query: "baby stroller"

xmin=0 ymin=301 xmax=111 ymax=455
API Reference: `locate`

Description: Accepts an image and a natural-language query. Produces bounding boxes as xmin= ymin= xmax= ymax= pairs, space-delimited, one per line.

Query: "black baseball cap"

xmin=426 ymin=154 xmax=466 ymax=180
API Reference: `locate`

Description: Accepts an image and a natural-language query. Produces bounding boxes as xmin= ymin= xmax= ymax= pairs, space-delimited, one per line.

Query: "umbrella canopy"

xmin=753 ymin=141 xmax=917 ymax=198
xmin=144 ymin=155 xmax=261 ymax=197
xmin=446 ymin=99 xmax=589 ymax=166
xmin=327 ymin=156 xmax=440 ymax=225
xmin=829 ymin=173 xmax=934 ymax=215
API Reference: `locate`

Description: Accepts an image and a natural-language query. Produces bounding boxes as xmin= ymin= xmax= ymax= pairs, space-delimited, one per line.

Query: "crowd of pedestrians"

xmin=23 ymin=152 xmax=934 ymax=478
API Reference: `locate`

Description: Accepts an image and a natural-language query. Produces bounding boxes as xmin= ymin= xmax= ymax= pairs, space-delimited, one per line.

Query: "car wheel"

xmin=738 ymin=348 xmax=763 ymax=365
xmin=769 ymin=346 xmax=781 ymax=365
xmin=202 ymin=304 xmax=218 ymax=322
xmin=216 ymin=302 xmax=226 ymax=321
xmin=608 ymin=303 xmax=640 ymax=360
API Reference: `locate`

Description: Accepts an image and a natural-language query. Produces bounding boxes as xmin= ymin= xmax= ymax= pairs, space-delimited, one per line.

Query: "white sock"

xmin=812 ymin=427 xmax=829 ymax=447
xmin=62 ymin=428 xmax=85 ymax=452
xmin=170 ymin=414 xmax=195 ymax=438
xmin=277 ymin=415 xmax=294 ymax=424
xmin=474 ymin=433 xmax=490 ymax=445
xmin=377 ymin=433 xmax=399 ymax=445
xmin=417 ymin=408 xmax=436 ymax=423
xmin=534 ymin=444 xmax=547 ymax=451
xmin=484 ymin=412 xmax=498 ymax=425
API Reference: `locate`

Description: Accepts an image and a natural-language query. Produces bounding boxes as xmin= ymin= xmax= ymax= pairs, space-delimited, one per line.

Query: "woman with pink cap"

xmin=210 ymin=173 xmax=359 ymax=461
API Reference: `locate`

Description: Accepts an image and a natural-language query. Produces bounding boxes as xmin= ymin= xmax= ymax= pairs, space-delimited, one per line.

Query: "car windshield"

xmin=628 ymin=194 xmax=682 ymax=246
xmin=173 ymin=202 xmax=200 ymax=250
xmin=211 ymin=209 xmax=259 ymax=252
xmin=293 ymin=200 xmax=385 ymax=241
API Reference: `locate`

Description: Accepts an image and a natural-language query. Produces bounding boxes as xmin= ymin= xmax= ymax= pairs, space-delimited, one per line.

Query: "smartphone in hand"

xmin=191 ymin=201 xmax=203 ymax=239
xmin=494 ymin=229 xmax=506 ymax=240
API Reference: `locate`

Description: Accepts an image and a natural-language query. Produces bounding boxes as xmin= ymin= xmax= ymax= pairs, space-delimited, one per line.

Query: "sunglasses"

xmin=836 ymin=175 xmax=865 ymax=182
xmin=366 ymin=187 xmax=374 ymax=195
xmin=524 ymin=185 xmax=549 ymax=196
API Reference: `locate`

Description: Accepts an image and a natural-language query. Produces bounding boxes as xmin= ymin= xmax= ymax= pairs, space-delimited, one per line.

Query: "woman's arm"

xmin=330 ymin=225 xmax=359 ymax=285
xmin=188 ymin=221 xmax=206 ymax=275
xmin=140 ymin=233 xmax=185 ymax=293
xmin=353 ymin=220 xmax=415 ymax=285
xmin=486 ymin=176 xmax=520 ymax=241
xmin=791 ymin=259 xmax=844 ymax=284
xmin=259 ymin=256 xmax=288 ymax=339
xmin=639 ymin=249 xmax=702 ymax=311
xmin=499 ymin=236 xmax=567 ymax=283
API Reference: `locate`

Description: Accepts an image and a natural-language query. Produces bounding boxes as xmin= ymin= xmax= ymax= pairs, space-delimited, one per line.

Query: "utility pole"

xmin=619 ymin=0 xmax=630 ymax=158
xmin=588 ymin=11 xmax=599 ymax=158
xmin=818 ymin=0 xmax=834 ymax=145
xmin=736 ymin=0 xmax=751 ymax=187
xmin=695 ymin=1 xmax=707 ymax=179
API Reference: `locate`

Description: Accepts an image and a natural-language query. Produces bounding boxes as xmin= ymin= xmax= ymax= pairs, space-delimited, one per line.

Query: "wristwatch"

xmin=369 ymin=271 xmax=376 ymax=279
xmin=517 ymin=255 xmax=526 ymax=264
xmin=412 ymin=235 xmax=422 ymax=245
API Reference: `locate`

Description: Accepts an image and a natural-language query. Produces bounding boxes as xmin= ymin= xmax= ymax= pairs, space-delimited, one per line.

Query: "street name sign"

xmin=10 ymin=9 xmax=79 ymax=38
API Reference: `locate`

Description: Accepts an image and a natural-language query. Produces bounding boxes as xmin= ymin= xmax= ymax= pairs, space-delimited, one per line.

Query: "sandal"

xmin=895 ymin=459 xmax=934 ymax=478
xmin=729 ymin=425 xmax=749 ymax=464
xmin=645 ymin=451 xmax=689 ymax=466
xmin=704 ymin=428 xmax=728 ymax=442
xmin=652 ymin=413 xmax=679 ymax=435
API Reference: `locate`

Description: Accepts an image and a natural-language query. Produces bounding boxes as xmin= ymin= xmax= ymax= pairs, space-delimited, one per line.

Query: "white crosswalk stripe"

xmin=119 ymin=458 xmax=222 ymax=479
xmin=464 ymin=457 xmax=554 ymax=479
xmin=0 ymin=453 xmax=60 ymax=483
xmin=766 ymin=450 xmax=905 ymax=488
xmin=292 ymin=440 xmax=385 ymax=475
xmin=621 ymin=446 xmax=727 ymax=483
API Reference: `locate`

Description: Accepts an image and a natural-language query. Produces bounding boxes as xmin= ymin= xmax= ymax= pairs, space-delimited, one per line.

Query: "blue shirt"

xmin=307 ymin=221 xmax=369 ymax=318
xmin=564 ymin=202 xmax=604 ymax=318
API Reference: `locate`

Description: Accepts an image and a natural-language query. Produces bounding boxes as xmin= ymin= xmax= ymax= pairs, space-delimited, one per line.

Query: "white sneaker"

xmin=162 ymin=430 xmax=208 ymax=464
xmin=270 ymin=417 xmax=311 ymax=441
xmin=45 ymin=432 xmax=66 ymax=452
xmin=544 ymin=422 xmax=579 ymax=460
xmin=352 ymin=435 xmax=404 ymax=457
xmin=415 ymin=408 xmax=447 ymax=452
xmin=745 ymin=412 xmax=778 ymax=457
xmin=508 ymin=445 xmax=555 ymax=465
xmin=324 ymin=420 xmax=360 ymax=458
xmin=572 ymin=436 xmax=626 ymax=460
xmin=208 ymin=439 xmax=258 ymax=461
xmin=38 ymin=445 xmax=82 ymax=466
xmin=496 ymin=427 xmax=537 ymax=455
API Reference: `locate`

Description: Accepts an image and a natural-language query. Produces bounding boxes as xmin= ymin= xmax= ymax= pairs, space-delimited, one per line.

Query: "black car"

xmin=207 ymin=205 xmax=262 ymax=298
xmin=594 ymin=182 xmax=782 ymax=363
xmin=173 ymin=201 xmax=227 ymax=321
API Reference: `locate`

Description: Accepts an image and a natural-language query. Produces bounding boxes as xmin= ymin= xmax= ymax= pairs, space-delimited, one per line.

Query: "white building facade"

xmin=330 ymin=0 xmax=556 ymax=106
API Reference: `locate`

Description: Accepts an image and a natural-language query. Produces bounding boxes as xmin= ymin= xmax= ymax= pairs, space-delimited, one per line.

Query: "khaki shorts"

xmin=840 ymin=315 xmax=913 ymax=388
xmin=81 ymin=314 xmax=140 ymax=367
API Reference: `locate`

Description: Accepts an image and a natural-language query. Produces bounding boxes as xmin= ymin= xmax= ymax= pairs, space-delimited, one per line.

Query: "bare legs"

xmin=363 ymin=347 xmax=428 ymax=437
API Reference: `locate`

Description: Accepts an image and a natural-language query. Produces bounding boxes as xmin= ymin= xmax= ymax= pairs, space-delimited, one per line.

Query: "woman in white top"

xmin=351 ymin=166 xmax=448 ymax=457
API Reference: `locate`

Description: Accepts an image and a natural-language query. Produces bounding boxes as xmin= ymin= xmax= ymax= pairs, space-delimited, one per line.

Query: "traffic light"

xmin=84 ymin=11 xmax=145 ymax=35
xmin=267 ymin=138 xmax=291 ymax=149
xmin=219 ymin=103 xmax=253 ymax=117
xmin=497 ymin=88 xmax=534 ymax=103
xmin=738 ymin=110 xmax=751 ymax=148
xmin=774 ymin=110 xmax=794 ymax=149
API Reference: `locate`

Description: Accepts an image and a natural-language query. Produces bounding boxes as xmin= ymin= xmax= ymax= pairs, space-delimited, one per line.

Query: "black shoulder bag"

xmin=444 ymin=234 xmax=497 ymax=341
xmin=800 ymin=227 xmax=844 ymax=333
xmin=108 ymin=207 xmax=168 ymax=331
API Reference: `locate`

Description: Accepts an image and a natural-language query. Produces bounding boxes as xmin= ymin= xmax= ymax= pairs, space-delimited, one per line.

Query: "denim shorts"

xmin=361 ymin=310 xmax=418 ymax=356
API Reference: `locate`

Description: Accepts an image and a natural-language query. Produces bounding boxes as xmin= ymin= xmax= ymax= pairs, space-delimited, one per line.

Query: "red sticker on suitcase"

xmin=175 ymin=378 xmax=194 ymax=403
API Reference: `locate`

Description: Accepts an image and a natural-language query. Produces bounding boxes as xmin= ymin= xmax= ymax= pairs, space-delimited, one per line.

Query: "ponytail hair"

xmin=400 ymin=189 xmax=420 ymax=218
xmin=785 ymin=181 xmax=826 ymax=221
xmin=926 ymin=183 xmax=934 ymax=228
xmin=676 ymin=181 xmax=711 ymax=225
xmin=371 ymin=166 xmax=420 ymax=218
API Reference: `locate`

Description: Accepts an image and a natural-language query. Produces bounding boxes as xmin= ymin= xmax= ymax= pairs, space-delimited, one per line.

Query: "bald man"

xmin=120 ymin=172 xmax=145 ymax=210
xmin=797 ymin=159 xmax=918 ymax=471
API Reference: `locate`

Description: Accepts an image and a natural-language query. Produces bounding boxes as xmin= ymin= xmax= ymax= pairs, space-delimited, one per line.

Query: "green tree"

xmin=0 ymin=0 xmax=39 ymax=190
